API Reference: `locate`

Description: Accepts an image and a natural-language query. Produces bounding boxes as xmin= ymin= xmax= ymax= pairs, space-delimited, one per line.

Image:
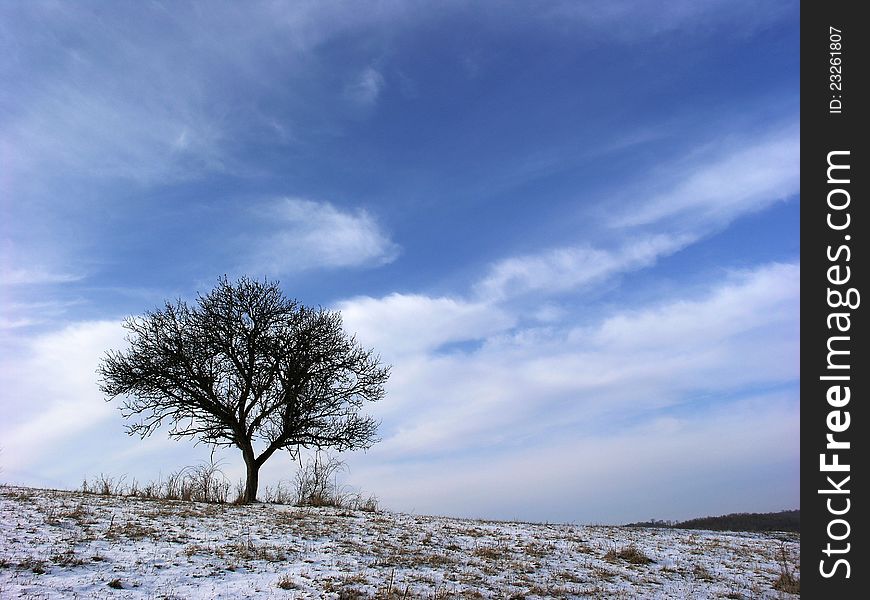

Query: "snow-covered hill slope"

xmin=0 ymin=486 xmax=798 ymax=599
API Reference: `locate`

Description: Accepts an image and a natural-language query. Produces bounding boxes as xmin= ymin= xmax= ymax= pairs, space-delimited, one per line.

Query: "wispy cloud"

xmin=0 ymin=3 xmax=400 ymax=189
xmin=476 ymin=234 xmax=695 ymax=301
xmin=590 ymin=262 xmax=799 ymax=351
xmin=0 ymin=299 xmax=83 ymax=334
xmin=542 ymin=0 xmax=796 ymax=40
xmin=0 ymin=267 xmax=83 ymax=286
xmin=247 ymin=198 xmax=400 ymax=274
xmin=475 ymin=123 xmax=798 ymax=303
xmin=612 ymin=126 xmax=799 ymax=229
xmin=1 ymin=25 xmax=226 ymax=186
xmin=345 ymin=66 xmax=385 ymax=108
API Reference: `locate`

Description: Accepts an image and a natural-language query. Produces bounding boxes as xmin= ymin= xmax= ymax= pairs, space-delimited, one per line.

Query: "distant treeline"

xmin=625 ymin=510 xmax=799 ymax=533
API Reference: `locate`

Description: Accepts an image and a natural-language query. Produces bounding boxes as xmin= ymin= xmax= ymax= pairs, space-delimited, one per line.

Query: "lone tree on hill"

xmin=98 ymin=276 xmax=389 ymax=503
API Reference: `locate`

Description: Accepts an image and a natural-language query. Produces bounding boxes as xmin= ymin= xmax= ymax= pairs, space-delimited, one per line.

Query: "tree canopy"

xmin=98 ymin=276 xmax=389 ymax=502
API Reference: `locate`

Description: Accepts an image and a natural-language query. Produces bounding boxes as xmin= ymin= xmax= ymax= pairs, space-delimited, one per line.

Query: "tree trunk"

xmin=242 ymin=446 xmax=259 ymax=503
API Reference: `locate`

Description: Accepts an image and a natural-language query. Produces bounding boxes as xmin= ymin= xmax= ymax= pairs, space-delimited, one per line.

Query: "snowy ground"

xmin=0 ymin=486 xmax=798 ymax=599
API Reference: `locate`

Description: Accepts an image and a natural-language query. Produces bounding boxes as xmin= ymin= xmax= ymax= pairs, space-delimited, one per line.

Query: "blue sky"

xmin=1 ymin=1 xmax=799 ymax=523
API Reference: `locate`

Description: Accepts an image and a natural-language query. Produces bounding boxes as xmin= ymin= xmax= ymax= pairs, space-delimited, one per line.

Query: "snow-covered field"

xmin=1 ymin=486 xmax=798 ymax=599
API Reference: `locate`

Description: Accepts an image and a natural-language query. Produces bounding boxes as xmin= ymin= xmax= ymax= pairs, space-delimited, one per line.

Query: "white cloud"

xmin=356 ymin=261 xmax=798 ymax=459
xmin=351 ymin=390 xmax=798 ymax=522
xmin=333 ymin=262 xmax=799 ymax=522
xmin=474 ymin=124 xmax=798 ymax=304
xmin=590 ymin=262 xmax=799 ymax=351
xmin=477 ymin=233 xmax=695 ymax=301
xmin=0 ymin=320 xmax=126 ymax=473
xmin=249 ymin=198 xmax=400 ymax=273
xmin=613 ymin=126 xmax=799 ymax=228
xmin=338 ymin=293 xmax=514 ymax=359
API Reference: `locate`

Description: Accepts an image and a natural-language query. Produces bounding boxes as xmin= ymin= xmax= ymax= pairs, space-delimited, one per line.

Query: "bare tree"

xmin=98 ymin=276 xmax=388 ymax=503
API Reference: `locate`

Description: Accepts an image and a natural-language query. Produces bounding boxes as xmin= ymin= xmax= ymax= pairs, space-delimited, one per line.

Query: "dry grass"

xmin=225 ymin=539 xmax=289 ymax=563
xmin=15 ymin=557 xmax=47 ymax=575
xmin=275 ymin=573 xmax=298 ymax=589
xmin=772 ymin=571 xmax=799 ymax=594
xmin=772 ymin=543 xmax=800 ymax=594
xmin=50 ymin=548 xmax=86 ymax=568
xmin=604 ymin=544 xmax=654 ymax=565
xmin=471 ymin=544 xmax=508 ymax=561
xmin=105 ymin=519 xmax=160 ymax=540
xmin=692 ymin=563 xmax=716 ymax=581
xmin=107 ymin=577 xmax=124 ymax=589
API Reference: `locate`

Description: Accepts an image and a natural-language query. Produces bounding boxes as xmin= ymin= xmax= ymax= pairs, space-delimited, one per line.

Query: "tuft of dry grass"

xmin=107 ymin=577 xmax=124 ymax=589
xmin=105 ymin=519 xmax=159 ymax=541
xmin=18 ymin=557 xmax=47 ymax=575
xmin=336 ymin=588 xmax=369 ymax=600
xmin=772 ymin=543 xmax=800 ymax=594
xmin=472 ymin=544 xmax=507 ymax=561
xmin=225 ymin=539 xmax=288 ymax=562
xmin=692 ymin=563 xmax=716 ymax=581
xmin=50 ymin=548 xmax=85 ymax=568
xmin=604 ymin=544 xmax=654 ymax=565
xmin=773 ymin=571 xmax=800 ymax=594
xmin=276 ymin=573 xmax=297 ymax=590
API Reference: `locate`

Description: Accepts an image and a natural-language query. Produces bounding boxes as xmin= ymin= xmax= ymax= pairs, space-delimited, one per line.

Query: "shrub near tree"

xmin=98 ymin=276 xmax=389 ymax=503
